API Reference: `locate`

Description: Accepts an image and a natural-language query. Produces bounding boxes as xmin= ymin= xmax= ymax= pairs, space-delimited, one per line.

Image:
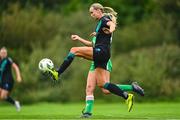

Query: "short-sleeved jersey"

xmin=0 ymin=57 xmax=14 ymax=83
xmin=95 ymin=15 xmax=112 ymax=47
xmin=91 ymin=16 xmax=114 ymax=70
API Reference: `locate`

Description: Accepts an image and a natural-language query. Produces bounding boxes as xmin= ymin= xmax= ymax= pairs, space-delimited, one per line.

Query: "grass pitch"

xmin=0 ymin=102 xmax=180 ymax=120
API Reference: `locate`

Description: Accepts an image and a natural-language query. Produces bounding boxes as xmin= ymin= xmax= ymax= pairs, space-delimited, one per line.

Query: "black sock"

xmin=58 ymin=52 xmax=75 ymax=74
xmin=5 ymin=96 xmax=15 ymax=105
xmin=104 ymin=82 xmax=128 ymax=99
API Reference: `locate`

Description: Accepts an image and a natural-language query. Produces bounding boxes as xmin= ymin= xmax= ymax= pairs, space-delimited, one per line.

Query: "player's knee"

xmin=70 ymin=47 xmax=78 ymax=54
xmin=86 ymin=85 xmax=94 ymax=95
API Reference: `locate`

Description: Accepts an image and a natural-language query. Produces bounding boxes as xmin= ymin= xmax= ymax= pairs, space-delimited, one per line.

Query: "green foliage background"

xmin=0 ymin=0 xmax=179 ymax=103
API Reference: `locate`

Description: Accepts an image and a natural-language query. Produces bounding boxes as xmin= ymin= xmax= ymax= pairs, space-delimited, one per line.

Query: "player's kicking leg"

xmin=47 ymin=47 xmax=93 ymax=81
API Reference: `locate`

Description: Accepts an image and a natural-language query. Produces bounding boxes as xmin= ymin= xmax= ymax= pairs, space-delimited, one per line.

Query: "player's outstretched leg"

xmin=116 ymin=82 xmax=144 ymax=96
xmin=47 ymin=52 xmax=75 ymax=81
xmin=103 ymin=82 xmax=134 ymax=112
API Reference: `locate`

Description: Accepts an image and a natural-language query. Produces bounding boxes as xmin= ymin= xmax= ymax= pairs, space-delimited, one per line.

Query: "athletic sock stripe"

xmin=86 ymin=95 xmax=94 ymax=101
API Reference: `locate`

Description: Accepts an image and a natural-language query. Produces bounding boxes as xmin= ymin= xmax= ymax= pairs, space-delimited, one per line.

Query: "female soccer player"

xmin=0 ymin=47 xmax=22 ymax=111
xmin=48 ymin=2 xmax=144 ymax=116
xmin=71 ymin=35 xmax=144 ymax=118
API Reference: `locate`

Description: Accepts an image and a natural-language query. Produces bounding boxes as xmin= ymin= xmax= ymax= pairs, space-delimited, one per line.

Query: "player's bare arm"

xmin=102 ymin=21 xmax=116 ymax=34
xmin=12 ymin=63 xmax=22 ymax=83
xmin=71 ymin=35 xmax=92 ymax=46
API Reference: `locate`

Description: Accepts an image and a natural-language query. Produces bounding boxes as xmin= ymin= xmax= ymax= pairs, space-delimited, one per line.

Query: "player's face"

xmin=89 ymin=7 xmax=101 ymax=20
xmin=0 ymin=48 xmax=7 ymax=59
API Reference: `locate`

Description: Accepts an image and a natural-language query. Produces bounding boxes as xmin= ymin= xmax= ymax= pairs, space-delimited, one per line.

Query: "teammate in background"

xmin=47 ymin=3 xmax=144 ymax=117
xmin=0 ymin=47 xmax=22 ymax=111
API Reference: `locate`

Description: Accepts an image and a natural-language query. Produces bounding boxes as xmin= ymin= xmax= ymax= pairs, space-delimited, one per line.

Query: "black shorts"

xmin=93 ymin=45 xmax=110 ymax=70
xmin=0 ymin=82 xmax=14 ymax=91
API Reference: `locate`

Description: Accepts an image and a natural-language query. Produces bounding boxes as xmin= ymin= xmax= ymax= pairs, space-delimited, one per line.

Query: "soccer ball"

xmin=38 ymin=58 xmax=54 ymax=72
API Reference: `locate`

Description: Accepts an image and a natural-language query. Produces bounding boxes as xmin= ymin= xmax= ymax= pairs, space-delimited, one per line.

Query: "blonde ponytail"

xmin=103 ymin=7 xmax=117 ymax=25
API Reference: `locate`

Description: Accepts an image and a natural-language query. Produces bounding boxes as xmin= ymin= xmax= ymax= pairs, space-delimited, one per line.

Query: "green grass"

xmin=0 ymin=102 xmax=180 ymax=120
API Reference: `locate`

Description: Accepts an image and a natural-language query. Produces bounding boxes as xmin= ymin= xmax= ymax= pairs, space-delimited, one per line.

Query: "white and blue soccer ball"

xmin=38 ymin=58 xmax=54 ymax=72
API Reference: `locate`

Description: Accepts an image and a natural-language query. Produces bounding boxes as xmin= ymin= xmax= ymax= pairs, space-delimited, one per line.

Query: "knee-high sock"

xmin=84 ymin=95 xmax=94 ymax=114
xmin=5 ymin=96 xmax=15 ymax=105
xmin=104 ymin=82 xmax=128 ymax=99
xmin=116 ymin=84 xmax=133 ymax=91
xmin=58 ymin=52 xmax=75 ymax=74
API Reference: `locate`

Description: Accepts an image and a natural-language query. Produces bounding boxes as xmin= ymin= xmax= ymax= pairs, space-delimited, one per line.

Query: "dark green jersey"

xmin=95 ymin=16 xmax=112 ymax=47
xmin=90 ymin=15 xmax=113 ymax=72
xmin=0 ymin=57 xmax=14 ymax=83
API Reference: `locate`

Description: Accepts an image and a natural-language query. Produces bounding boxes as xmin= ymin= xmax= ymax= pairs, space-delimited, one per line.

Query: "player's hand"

xmin=102 ymin=27 xmax=111 ymax=34
xmin=71 ymin=35 xmax=80 ymax=41
xmin=17 ymin=76 xmax=22 ymax=83
xmin=90 ymin=32 xmax=97 ymax=36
